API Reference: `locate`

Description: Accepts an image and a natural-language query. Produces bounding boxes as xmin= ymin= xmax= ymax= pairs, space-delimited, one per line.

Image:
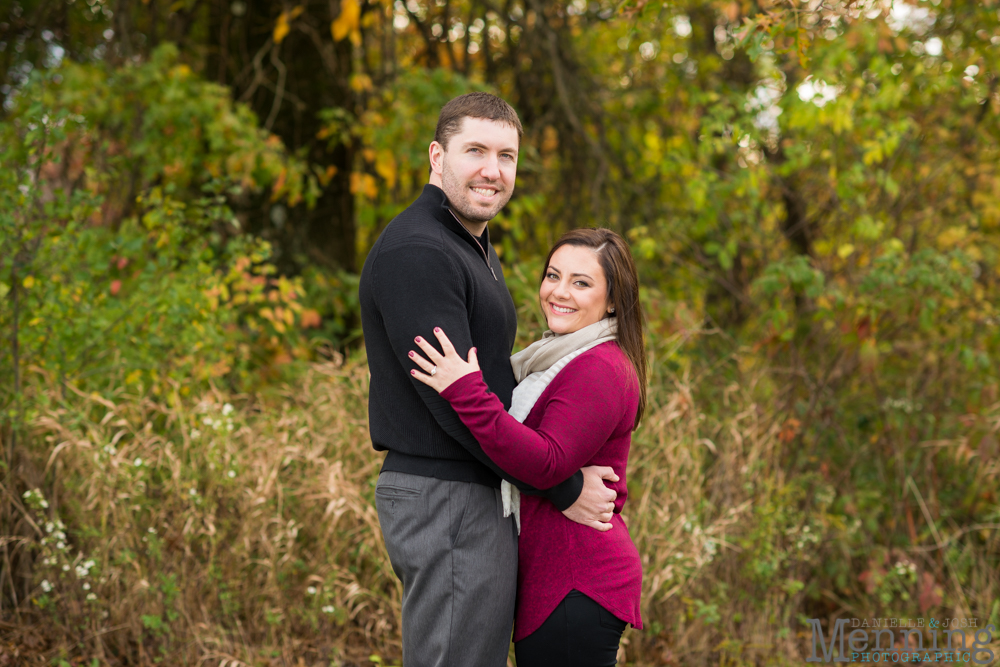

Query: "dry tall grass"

xmin=2 ymin=349 xmax=998 ymax=666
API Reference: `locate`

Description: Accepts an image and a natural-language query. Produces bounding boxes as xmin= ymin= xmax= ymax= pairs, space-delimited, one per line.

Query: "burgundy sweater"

xmin=440 ymin=341 xmax=643 ymax=641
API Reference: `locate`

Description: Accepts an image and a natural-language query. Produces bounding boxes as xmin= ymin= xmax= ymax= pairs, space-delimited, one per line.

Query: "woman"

xmin=408 ymin=228 xmax=646 ymax=667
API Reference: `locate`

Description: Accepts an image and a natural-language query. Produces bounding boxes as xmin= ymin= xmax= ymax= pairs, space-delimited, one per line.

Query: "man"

xmin=359 ymin=93 xmax=618 ymax=667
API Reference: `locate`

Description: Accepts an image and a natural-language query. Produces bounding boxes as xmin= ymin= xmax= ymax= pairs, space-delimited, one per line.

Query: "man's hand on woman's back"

xmin=561 ymin=466 xmax=619 ymax=532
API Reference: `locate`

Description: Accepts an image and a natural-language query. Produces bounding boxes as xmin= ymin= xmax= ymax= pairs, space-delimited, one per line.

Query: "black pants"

xmin=514 ymin=590 xmax=628 ymax=667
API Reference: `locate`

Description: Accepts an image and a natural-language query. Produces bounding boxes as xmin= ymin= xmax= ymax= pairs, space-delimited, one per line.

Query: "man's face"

xmin=429 ymin=117 xmax=518 ymax=227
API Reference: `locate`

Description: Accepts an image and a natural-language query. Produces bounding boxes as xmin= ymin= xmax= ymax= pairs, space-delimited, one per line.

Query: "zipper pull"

xmin=490 ymin=265 xmax=497 ymax=281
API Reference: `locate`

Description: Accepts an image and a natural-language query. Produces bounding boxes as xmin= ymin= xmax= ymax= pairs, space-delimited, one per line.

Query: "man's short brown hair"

xmin=434 ymin=92 xmax=523 ymax=150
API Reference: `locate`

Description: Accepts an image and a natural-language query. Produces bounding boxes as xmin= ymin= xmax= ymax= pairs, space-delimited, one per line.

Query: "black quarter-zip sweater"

xmin=359 ymin=184 xmax=583 ymax=510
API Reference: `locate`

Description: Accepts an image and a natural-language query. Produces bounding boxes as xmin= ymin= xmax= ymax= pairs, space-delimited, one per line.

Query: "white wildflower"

xmin=86 ymin=593 xmax=97 ymax=601
xmin=306 ymin=586 xmax=317 ymax=595
xmin=190 ymin=429 xmax=201 ymax=439
xmin=227 ymin=470 xmax=236 ymax=479
xmin=133 ymin=457 xmax=143 ymax=467
xmin=40 ymin=580 xmax=52 ymax=593
xmin=322 ymin=605 xmax=335 ymax=614
xmin=82 ymin=582 xmax=91 ymax=590
xmin=222 ymin=403 xmax=234 ymax=416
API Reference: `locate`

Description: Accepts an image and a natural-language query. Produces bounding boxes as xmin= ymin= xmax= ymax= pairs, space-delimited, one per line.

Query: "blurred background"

xmin=1 ymin=0 xmax=998 ymax=664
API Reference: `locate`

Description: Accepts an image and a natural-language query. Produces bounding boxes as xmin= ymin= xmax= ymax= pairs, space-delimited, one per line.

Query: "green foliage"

xmin=0 ymin=46 xmax=322 ymax=406
xmin=2 ymin=0 xmax=1000 ymax=665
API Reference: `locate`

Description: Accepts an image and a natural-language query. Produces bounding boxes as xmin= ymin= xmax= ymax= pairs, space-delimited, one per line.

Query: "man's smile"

xmin=471 ymin=185 xmax=500 ymax=198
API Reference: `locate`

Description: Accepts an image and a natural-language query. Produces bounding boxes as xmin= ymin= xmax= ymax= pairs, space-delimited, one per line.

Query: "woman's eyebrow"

xmin=570 ymin=273 xmax=594 ymax=280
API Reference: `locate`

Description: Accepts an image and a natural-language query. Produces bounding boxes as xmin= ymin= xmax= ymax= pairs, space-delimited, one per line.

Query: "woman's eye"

xmin=574 ymin=281 xmax=590 ymax=288
xmin=546 ymin=273 xmax=559 ymax=280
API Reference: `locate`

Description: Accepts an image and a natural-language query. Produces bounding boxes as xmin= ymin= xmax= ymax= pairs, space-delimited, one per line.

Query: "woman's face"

xmin=539 ymin=244 xmax=612 ymax=334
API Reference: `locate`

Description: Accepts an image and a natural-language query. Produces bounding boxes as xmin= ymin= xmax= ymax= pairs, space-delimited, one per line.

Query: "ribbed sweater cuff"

xmin=543 ymin=470 xmax=584 ymax=511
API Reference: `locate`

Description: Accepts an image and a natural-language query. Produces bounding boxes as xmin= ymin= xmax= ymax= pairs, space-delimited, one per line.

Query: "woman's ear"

xmin=607 ymin=304 xmax=616 ymax=314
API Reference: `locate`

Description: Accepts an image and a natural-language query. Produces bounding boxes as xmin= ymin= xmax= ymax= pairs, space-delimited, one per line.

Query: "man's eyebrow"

xmin=462 ymin=140 xmax=518 ymax=154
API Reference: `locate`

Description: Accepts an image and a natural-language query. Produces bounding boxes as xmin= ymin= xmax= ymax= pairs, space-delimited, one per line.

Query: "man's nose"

xmin=479 ymin=153 xmax=501 ymax=180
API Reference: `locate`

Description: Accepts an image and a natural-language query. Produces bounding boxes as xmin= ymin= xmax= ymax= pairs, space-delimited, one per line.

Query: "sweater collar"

xmin=418 ymin=184 xmax=492 ymax=261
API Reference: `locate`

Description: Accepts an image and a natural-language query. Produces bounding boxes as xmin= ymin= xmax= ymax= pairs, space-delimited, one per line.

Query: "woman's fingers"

xmin=433 ymin=327 xmax=457 ymax=356
xmin=414 ymin=335 xmax=444 ymax=362
xmin=467 ymin=346 xmax=478 ymax=367
xmin=410 ymin=368 xmax=433 ymax=386
xmin=408 ymin=349 xmax=436 ymax=373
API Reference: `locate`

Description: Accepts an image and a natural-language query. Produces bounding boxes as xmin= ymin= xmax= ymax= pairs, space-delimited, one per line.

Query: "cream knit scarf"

xmin=502 ymin=318 xmax=618 ymax=533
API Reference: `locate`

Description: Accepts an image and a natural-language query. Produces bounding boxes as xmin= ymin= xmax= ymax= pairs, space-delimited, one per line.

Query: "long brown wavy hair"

xmin=540 ymin=228 xmax=647 ymax=429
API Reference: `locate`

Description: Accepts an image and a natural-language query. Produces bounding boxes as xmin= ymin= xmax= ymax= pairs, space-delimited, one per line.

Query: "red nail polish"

xmin=415 ymin=336 xmax=421 ymax=343
xmin=408 ymin=351 xmax=414 ymax=357
xmin=434 ymin=327 xmax=441 ymax=333
xmin=410 ymin=370 xmax=416 ymax=375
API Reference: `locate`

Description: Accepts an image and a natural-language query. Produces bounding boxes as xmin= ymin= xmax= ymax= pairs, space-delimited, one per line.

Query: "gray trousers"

xmin=375 ymin=471 xmax=518 ymax=667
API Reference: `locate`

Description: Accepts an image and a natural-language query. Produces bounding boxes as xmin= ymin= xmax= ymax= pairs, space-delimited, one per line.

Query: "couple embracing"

xmin=359 ymin=93 xmax=645 ymax=667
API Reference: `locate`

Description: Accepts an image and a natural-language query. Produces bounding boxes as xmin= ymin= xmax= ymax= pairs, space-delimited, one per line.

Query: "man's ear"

xmin=428 ymin=141 xmax=445 ymax=176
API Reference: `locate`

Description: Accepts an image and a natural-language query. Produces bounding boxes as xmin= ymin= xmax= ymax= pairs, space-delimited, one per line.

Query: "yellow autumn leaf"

xmin=273 ymin=6 xmax=304 ymax=44
xmin=350 ymin=73 xmax=373 ymax=92
xmin=375 ymin=149 xmax=397 ymax=189
xmin=837 ymin=244 xmax=855 ymax=259
xmin=350 ymin=172 xmax=378 ymax=199
xmin=331 ymin=0 xmax=360 ymax=42
xmin=274 ymin=18 xmax=289 ymax=45
xmin=937 ymin=226 xmax=967 ymax=248
xmin=22 ymin=275 xmax=36 ymax=289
